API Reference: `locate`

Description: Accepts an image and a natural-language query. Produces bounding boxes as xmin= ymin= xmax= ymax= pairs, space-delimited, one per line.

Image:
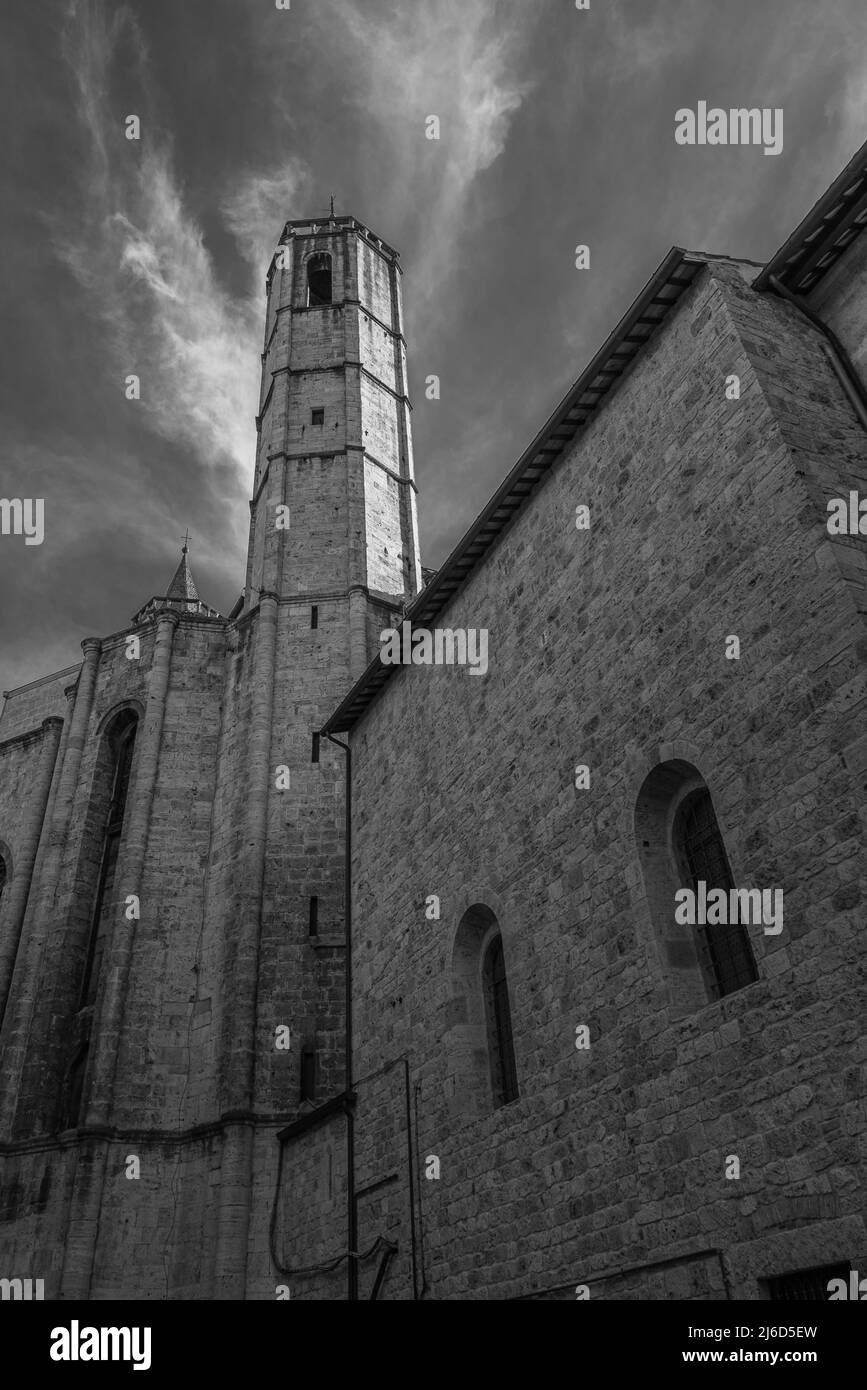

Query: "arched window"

xmin=447 ymin=905 xmax=520 ymax=1121
xmin=307 ymin=253 xmax=333 ymax=307
xmin=57 ymin=708 xmax=139 ymax=1131
xmin=80 ymin=709 xmax=138 ymax=1011
xmin=482 ymin=934 xmax=519 ymax=1106
xmin=635 ymin=759 xmax=758 ymax=1013
xmin=673 ymin=788 xmax=758 ymax=1000
xmin=0 ymin=853 xmax=6 ymax=913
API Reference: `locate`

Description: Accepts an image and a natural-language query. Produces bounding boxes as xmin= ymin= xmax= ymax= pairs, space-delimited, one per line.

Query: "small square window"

xmin=311 ymin=408 xmax=325 ymax=427
xmin=300 ymin=1045 xmax=317 ymax=1102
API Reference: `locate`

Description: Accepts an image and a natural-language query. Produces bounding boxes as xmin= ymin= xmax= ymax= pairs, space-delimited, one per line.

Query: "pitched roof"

xmin=131 ymin=547 xmax=223 ymax=626
xmin=322 ymin=247 xmax=717 ymax=735
xmin=323 ymin=141 xmax=867 ymax=737
xmin=166 ymin=548 xmax=201 ymax=604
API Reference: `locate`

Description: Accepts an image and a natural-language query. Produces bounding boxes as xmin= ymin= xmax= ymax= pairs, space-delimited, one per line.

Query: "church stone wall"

xmin=1 ymin=208 xmax=421 ymax=1298
xmin=0 ymin=595 xmax=353 ymax=1298
xmin=253 ymin=599 xmax=351 ymax=1116
xmin=809 ymin=227 xmax=867 ymax=379
xmin=728 ymin=263 xmax=867 ymax=636
xmin=0 ymin=727 xmax=53 ymax=883
xmin=0 ymin=667 xmax=78 ymax=741
xmin=0 ymin=1146 xmax=75 ymax=1298
xmin=110 ymin=620 xmax=228 ymax=1131
xmin=8 ymin=621 xmax=226 ymax=1136
xmin=269 ymin=1063 xmax=418 ymax=1301
xmin=344 ymin=262 xmax=867 ymax=1299
xmin=359 ymin=311 xmax=401 ymax=386
xmin=4 ymin=182 xmax=865 ymax=1302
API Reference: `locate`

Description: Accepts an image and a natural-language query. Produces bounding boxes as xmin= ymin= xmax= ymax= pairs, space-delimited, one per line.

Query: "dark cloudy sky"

xmin=1 ymin=0 xmax=866 ymax=694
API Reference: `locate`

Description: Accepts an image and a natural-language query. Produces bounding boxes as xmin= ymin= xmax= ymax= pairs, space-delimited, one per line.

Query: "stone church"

xmin=1 ymin=137 xmax=866 ymax=1301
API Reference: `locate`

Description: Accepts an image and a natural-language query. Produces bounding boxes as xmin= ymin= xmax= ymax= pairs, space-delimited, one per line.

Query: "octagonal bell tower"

xmin=245 ymin=213 xmax=422 ymax=678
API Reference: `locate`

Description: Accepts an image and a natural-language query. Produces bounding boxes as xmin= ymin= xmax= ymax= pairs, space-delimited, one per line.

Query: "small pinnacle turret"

xmin=132 ymin=538 xmax=223 ymax=626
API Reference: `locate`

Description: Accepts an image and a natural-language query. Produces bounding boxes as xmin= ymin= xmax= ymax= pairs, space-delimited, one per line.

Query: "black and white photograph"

xmin=1 ymin=0 xmax=866 ymax=1352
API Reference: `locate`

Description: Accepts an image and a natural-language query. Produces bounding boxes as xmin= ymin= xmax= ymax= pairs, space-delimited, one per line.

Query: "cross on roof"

xmin=181 ymin=529 xmax=191 ymax=554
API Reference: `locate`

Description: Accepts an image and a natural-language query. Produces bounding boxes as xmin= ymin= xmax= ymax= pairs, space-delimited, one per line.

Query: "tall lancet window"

xmin=482 ymin=934 xmax=519 ymax=1107
xmin=0 ymin=853 xmax=7 ymax=913
xmin=80 ymin=709 xmax=138 ymax=1011
xmin=60 ymin=708 xmax=139 ymax=1130
xmin=673 ymin=787 xmax=758 ymax=1000
xmin=448 ymin=905 xmax=520 ymax=1120
xmin=307 ymin=253 xmax=333 ymax=307
xmin=635 ymin=760 xmax=761 ymax=1014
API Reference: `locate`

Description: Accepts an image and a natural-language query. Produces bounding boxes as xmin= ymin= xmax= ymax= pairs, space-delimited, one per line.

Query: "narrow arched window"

xmin=635 ymin=759 xmax=760 ymax=1015
xmin=307 ymin=253 xmax=332 ymax=307
xmin=482 ymin=934 xmax=519 ymax=1106
xmin=57 ymin=709 xmax=139 ymax=1130
xmin=673 ymin=788 xmax=758 ymax=1000
xmin=80 ymin=710 xmax=138 ymax=1011
xmin=0 ymin=854 xmax=6 ymax=913
xmin=448 ymin=905 xmax=520 ymax=1120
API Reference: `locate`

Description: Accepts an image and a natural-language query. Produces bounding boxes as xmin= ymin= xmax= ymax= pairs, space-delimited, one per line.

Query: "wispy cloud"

xmin=824 ymin=40 xmax=867 ymax=170
xmin=602 ymin=0 xmax=702 ymax=78
xmin=55 ymin=0 xmax=308 ymax=556
xmin=319 ymin=0 xmax=535 ymax=315
xmin=1 ymin=436 xmax=181 ymax=549
xmin=222 ymin=162 xmax=311 ymax=287
xmin=0 ymin=432 xmax=187 ymax=691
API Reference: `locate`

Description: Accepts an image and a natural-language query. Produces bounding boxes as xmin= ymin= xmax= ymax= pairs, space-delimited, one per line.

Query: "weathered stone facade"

xmin=0 ymin=217 xmax=419 ymax=1298
xmin=1 ymin=155 xmax=866 ymax=1300
xmin=308 ymin=157 xmax=867 ymax=1300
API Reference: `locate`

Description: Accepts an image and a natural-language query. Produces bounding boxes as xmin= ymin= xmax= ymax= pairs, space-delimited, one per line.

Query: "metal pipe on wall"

xmin=322 ymin=729 xmax=357 ymax=1301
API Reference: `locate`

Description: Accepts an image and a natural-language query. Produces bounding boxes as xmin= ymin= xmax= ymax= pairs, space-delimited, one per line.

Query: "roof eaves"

xmin=754 ymin=137 xmax=867 ymax=294
xmin=1 ymin=662 xmax=82 ymax=700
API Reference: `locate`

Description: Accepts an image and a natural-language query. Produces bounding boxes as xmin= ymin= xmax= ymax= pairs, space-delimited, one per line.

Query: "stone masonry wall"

xmin=809 ymin=229 xmax=867 ymax=378
xmin=0 ymin=215 xmax=418 ymax=1299
xmin=0 ymin=598 xmax=353 ymax=1298
xmin=0 ymin=667 xmax=78 ymax=741
xmin=344 ymin=261 xmax=867 ymax=1299
xmin=271 ymin=1062 xmax=418 ymax=1301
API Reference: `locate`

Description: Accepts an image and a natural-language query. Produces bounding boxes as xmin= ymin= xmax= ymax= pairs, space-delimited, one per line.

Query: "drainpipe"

xmin=767 ymin=274 xmax=867 ymax=434
xmin=322 ymin=730 xmax=357 ymax=1301
xmin=413 ymin=1081 xmax=430 ymax=1299
xmin=403 ymin=1059 xmax=419 ymax=1300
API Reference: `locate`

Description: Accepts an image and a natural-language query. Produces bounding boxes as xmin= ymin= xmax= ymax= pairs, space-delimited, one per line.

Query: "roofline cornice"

xmin=755 ymin=136 xmax=867 ymax=294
